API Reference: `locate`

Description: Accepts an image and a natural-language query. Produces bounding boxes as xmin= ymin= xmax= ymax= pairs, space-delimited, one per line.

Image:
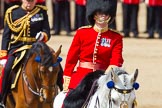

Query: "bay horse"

xmin=54 ymin=68 xmax=139 ymax=108
xmin=6 ymin=41 xmax=62 ymax=108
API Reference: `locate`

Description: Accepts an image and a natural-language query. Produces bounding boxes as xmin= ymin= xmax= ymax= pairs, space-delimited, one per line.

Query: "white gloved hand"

xmin=36 ymin=31 xmax=44 ymax=41
xmin=0 ymin=59 xmax=7 ymax=67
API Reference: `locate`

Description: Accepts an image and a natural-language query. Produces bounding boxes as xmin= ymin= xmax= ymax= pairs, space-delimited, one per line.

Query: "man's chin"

xmin=26 ymin=6 xmax=33 ymax=11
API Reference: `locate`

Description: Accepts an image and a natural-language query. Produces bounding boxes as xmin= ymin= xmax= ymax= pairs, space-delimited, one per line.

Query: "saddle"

xmin=0 ymin=45 xmax=32 ymax=92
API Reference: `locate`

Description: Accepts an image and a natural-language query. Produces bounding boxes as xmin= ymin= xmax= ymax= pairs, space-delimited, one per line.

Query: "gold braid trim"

xmin=6 ymin=7 xmax=40 ymax=32
xmin=5 ymin=5 xmax=24 ymax=32
xmin=11 ymin=65 xmax=22 ymax=89
xmin=6 ymin=7 xmax=41 ymax=44
xmin=78 ymin=25 xmax=92 ymax=29
xmin=12 ymin=50 xmax=26 ymax=69
xmin=12 ymin=45 xmax=32 ymax=69
xmin=4 ymin=5 xmax=19 ymax=25
xmin=13 ymin=45 xmax=32 ymax=53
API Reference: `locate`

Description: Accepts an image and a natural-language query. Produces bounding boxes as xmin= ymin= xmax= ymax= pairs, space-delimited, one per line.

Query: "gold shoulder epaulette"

xmin=6 ymin=5 xmax=19 ymax=13
xmin=5 ymin=5 xmax=19 ymax=23
xmin=109 ymin=28 xmax=121 ymax=35
xmin=36 ymin=5 xmax=48 ymax=10
xmin=78 ymin=25 xmax=92 ymax=29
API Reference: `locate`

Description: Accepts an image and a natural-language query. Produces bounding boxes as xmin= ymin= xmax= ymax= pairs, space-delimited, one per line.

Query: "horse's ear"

xmin=131 ymin=69 xmax=138 ymax=83
xmin=111 ymin=68 xmax=119 ymax=83
xmin=54 ymin=45 xmax=62 ymax=58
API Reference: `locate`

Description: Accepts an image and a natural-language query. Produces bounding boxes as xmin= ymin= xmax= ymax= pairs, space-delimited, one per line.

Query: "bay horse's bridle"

xmin=22 ymin=53 xmax=62 ymax=103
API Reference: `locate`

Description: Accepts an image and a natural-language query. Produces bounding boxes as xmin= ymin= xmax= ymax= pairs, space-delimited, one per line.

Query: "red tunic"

xmin=37 ymin=0 xmax=45 ymax=3
xmin=145 ymin=0 xmax=162 ymax=6
xmin=75 ymin=0 xmax=86 ymax=6
xmin=63 ymin=27 xmax=124 ymax=89
xmin=122 ymin=0 xmax=140 ymax=4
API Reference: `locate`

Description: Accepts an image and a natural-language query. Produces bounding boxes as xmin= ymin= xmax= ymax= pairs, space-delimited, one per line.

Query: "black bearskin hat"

xmin=86 ymin=0 xmax=117 ymax=25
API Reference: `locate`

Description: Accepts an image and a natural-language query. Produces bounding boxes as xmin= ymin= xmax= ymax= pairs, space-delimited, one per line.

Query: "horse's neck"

xmin=98 ymin=74 xmax=111 ymax=108
xmin=87 ymin=74 xmax=111 ymax=108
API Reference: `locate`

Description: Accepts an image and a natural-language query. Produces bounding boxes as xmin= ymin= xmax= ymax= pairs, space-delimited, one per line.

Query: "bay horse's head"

xmin=107 ymin=68 xmax=139 ymax=108
xmin=23 ymin=41 xmax=62 ymax=103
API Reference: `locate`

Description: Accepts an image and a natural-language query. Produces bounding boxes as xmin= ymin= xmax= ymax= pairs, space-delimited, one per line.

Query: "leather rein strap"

xmin=81 ymin=79 xmax=98 ymax=108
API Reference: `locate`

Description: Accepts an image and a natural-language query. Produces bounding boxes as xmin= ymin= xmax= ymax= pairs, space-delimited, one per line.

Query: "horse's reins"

xmin=22 ymin=63 xmax=43 ymax=96
xmin=23 ymin=64 xmax=58 ymax=93
xmin=108 ymin=88 xmax=133 ymax=108
xmin=81 ymin=79 xmax=98 ymax=108
xmin=22 ymin=61 xmax=44 ymax=106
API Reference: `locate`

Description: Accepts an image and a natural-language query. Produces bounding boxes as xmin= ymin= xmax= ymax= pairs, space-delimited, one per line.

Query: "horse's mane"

xmin=91 ymin=72 xmax=111 ymax=108
xmin=63 ymin=70 xmax=104 ymax=108
xmin=26 ymin=41 xmax=54 ymax=67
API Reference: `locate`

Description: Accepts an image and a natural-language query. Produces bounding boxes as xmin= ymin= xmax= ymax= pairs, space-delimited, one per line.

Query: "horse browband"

xmin=114 ymin=86 xmax=134 ymax=94
xmin=113 ymin=71 xmax=133 ymax=94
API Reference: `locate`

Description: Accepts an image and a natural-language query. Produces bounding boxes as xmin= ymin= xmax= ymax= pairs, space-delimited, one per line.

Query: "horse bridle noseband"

xmin=22 ymin=56 xmax=60 ymax=103
xmin=108 ymin=86 xmax=135 ymax=108
xmin=114 ymin=86 xmax=134 ymax=94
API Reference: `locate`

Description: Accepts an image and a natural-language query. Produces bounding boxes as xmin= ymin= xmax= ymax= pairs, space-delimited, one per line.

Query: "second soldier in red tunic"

xmin=63 ymin=0 xmax=124 ymax=91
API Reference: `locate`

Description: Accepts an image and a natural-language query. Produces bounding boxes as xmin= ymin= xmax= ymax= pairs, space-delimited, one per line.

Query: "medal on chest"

xmin=31 ymin=13 xmax=44 ymax=22
xmin=100 ymin=38 xmax=111 ymax=47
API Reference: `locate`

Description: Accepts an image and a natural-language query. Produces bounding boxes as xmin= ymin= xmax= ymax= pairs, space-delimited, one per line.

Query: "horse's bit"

xmin=22 ymin=56 xmax=62 ymax=102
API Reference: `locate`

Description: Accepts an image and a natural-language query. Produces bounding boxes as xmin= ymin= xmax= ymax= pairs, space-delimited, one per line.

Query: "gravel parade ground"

xmin=0 ymin=2 xmax=162 ymax=108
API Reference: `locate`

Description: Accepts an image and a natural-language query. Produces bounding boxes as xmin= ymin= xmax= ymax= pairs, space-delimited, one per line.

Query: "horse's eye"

xmin=48 ymin=66 xmax=53 ymax=72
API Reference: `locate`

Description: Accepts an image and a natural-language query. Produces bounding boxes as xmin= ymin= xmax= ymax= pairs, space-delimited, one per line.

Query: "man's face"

xmin=22 ymin=0 xmax=37 ymax=11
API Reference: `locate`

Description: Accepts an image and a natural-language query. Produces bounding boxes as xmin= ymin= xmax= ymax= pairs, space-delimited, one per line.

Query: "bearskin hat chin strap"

xmin=94 ymin=16 xmax=111 ymax=24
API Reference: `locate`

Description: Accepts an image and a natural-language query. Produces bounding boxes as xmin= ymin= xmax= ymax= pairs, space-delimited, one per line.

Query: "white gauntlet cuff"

xmin=63 ymin=76 xmax=71 ymax=92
